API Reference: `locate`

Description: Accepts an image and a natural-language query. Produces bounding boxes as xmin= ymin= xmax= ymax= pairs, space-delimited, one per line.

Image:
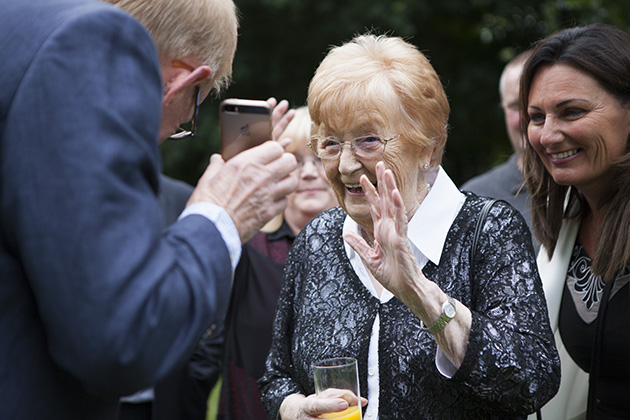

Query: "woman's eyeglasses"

xmin=308 ymin=135 xmax=400 ymax=159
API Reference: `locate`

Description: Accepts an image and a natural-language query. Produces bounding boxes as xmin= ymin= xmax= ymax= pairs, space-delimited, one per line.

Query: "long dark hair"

xmin=519 ymin=23 xmax=630 ymax=281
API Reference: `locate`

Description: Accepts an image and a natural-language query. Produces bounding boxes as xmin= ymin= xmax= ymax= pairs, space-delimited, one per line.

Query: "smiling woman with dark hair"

xmin=520 ymin=23 xmax=630 ymax=420
xmin=259 ymin=33 xmax=560 ymax=420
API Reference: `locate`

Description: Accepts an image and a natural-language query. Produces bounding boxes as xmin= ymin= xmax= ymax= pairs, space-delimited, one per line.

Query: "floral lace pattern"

xmin=259 ymin=195 xmax=560 ymax=419
xmin=565 ymin=243 xmax=605 ymax=324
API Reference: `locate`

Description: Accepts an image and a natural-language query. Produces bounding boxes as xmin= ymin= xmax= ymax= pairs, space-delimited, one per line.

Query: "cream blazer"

xmin=528 ymin=217 xmax=588 ymax=420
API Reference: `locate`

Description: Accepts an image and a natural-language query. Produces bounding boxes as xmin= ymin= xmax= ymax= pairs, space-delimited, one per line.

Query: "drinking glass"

xmin=312 ymin=357 xmax=362 ymax=420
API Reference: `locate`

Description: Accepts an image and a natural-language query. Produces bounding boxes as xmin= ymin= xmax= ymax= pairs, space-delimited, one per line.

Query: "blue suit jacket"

xmin=0 ymin=1 xmax=233 ymax=418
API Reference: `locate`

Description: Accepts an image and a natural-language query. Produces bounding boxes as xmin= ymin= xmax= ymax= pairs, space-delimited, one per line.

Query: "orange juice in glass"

xmin=313 ymin=357 xmax=362 ymax=420
xmin=319 ymin=406 xmax=362 ymax=420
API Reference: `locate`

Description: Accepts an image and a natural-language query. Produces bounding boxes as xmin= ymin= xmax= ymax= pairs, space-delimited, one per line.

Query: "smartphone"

xmin=220 ymin=98 xmax=272 ymax=160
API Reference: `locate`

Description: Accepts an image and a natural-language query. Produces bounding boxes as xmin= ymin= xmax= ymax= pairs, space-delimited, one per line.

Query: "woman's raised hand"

xmin=343 ymin=161 xmax=423 ymax=300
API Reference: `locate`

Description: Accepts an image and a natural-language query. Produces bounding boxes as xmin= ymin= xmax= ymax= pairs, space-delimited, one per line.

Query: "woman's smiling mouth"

xmin=550 ymin=149 xmax=579 ymax=160
xmin=345 ymin=184 xmax=363 ymax=194
xmin=344 ymin=181 xmax=378 ymax=195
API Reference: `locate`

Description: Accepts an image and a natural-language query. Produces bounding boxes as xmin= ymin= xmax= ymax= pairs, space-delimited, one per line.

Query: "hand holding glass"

xmin=312 ymin=357 xmax=362 ymax=420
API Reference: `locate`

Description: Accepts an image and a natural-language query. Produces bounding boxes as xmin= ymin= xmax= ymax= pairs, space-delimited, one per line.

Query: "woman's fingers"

xmin=383 ymin=168 xmax=407 ymax=232
xmin=303 ymin=392 xmax=351 ymax=418
xmin=360 ymin=174 xmax=381 ymax=222
xmin=343 ymin=232 xmax=376 ymax=265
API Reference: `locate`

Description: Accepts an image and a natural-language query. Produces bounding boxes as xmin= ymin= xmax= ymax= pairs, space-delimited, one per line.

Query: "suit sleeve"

xmin=2 ymin=8 xmax=233 ymax=397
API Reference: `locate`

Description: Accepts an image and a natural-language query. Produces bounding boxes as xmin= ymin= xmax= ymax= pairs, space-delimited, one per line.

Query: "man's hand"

xmin=188 ymin=140 xmax=298 ymax=243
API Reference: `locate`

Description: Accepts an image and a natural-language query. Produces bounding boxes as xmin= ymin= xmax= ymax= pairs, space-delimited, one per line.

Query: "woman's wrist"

xmin=400 ymin=271 xmax=446 ymax=325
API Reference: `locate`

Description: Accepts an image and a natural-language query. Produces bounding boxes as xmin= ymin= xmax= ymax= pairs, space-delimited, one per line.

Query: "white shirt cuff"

xmin=436 ymin=348 xmax=458 ymax=378
xmin=178 ymin=202 xmax=241 ymax=270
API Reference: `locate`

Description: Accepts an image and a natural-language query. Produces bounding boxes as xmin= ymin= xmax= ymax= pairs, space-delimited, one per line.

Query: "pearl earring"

xmin=423 ymin=163 xmax=429 ymax=170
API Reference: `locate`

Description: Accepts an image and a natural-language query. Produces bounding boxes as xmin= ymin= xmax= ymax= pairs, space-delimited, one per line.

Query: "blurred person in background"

xmin=214 ymin=106 xmax=337 ymax=420
xmin=461 ymin=49 xmax=538 ymax=250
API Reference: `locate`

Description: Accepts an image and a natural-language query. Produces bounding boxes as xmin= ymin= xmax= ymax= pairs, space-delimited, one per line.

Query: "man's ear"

xmin=163 ymin=64 xmax=212 ymax=106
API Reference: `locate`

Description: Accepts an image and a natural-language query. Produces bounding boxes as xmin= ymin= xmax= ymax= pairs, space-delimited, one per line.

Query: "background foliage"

xmin=161 ymin=0 xmax=630 ymax=188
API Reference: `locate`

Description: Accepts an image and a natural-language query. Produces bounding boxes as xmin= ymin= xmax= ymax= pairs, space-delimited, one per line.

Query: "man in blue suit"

xmin=0 ymin=0 xmax=297 ymax=419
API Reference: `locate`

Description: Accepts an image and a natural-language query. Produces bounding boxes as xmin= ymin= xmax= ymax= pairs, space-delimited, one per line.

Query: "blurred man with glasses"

xmin=460 ymin=50 xmax=537 ymax=250
xmin=0 ymin=1 xmax=297 ymax=419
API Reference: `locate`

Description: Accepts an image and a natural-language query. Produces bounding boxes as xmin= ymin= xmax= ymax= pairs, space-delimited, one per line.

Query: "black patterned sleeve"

xmin=453 ymin=200 xmax=561 ymax=415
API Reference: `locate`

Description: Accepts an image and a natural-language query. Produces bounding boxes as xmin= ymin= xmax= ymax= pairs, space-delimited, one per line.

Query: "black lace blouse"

xmin=259 ymin=194 xmax=560 ymax=419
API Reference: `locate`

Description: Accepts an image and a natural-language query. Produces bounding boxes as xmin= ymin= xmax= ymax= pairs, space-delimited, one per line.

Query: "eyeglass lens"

xmin=311 ymin=135 xmax=387 ymax=159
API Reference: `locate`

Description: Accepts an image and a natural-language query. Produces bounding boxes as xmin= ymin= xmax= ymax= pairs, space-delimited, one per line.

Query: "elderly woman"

xmin=520 ymin=24 xmax=630 ymax=420
xmin=259 ymin=34 xmax=560 ymax=419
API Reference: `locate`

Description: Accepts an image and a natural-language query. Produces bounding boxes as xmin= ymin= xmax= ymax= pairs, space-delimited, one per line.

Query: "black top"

xmin=559 ymin=242 xmax=630 ymax=419
xmin=260 ymin=195 xmax=560 ymax=419
xmin=217 ymin=220 xmax=295 ymax=420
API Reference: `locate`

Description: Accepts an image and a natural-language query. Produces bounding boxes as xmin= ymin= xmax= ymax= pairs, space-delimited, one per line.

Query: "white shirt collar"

xmin=408 ymin=166 xmax=466 ymax=266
